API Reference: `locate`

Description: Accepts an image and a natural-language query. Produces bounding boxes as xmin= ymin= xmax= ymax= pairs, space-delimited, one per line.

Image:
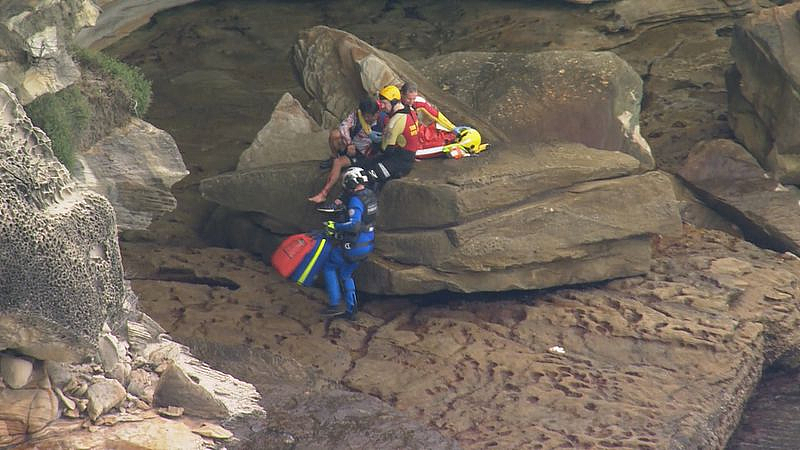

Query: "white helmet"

xmin=342 ymin=166 xmax=369 ymax=190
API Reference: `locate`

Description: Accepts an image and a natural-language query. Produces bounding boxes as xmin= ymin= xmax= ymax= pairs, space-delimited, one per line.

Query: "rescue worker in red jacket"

xmin=399 ymin=81 xmax=458 ymax=159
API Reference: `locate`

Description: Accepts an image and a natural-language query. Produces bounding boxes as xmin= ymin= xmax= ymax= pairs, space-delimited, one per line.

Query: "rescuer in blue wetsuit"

xmin=320 ymin=166 xmax=377 ymax=321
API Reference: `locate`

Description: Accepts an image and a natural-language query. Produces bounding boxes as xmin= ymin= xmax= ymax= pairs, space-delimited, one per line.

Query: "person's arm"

xmin=381 ymin=113 xmax=405 ymax=150
xmin=338 ymin=112 xmax=356 ymax=146
xmin=334 ymin=196 xmax=364 ymax=232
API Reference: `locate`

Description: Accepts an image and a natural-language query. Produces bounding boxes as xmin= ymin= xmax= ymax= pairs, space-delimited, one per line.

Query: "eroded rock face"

xmin=74 ymin=0 xmax=200 ymax=50
xmin=75 ymin=117 xmax=189 ymax=231
xmin=0 ymin=0 xmax=98 ymax=103
xmin=728 ymin=3 xmax=800 ymax=183
xmin=0 ymin=83 xmax=126 ymax=361
xmin=420 ymin=50 xmax=654 ymax=168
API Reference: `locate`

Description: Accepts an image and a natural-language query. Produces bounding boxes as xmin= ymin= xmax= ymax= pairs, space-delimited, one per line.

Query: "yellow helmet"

xmin=456 ymin=127 xmax=482 ymax=153
xmin=378 ymin=85 xmax=401 ymax=102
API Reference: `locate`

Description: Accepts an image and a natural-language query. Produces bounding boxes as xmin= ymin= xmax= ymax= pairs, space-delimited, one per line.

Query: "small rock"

xmin=191 ymin=422 xmax=233 ymax=439
xmin=73 ymin=382 xmax=89 ymax=398
xmin=108 ymin=362 xmax=130 ymax=386
xmin=86 ymin=378 xmax=127 ymax=421
xmin=94 ymin=414 xmax=120 ymax=426
xmin=44 ymin=361 xmax=72 ymax=389
xmin=0 ymin=354 xmax=33 ymax=389
xmin=153 ymin=363 xmax=228 ymax=419
xmin=157 ymin=405 xmax=184 ymax=417
xmin=143 ymin=342 xmax=182 ymax=366
xmin=62 ymin=377 xmax=79 ymax=395
xmin=127 ymin=369 xmax=157 ymax=404
xmin=131 ymin=355 xmax=149 ymax=369
xmin=54 ymin=387 xmax=76 ymax=410
xmin=548 ymin=346 xmax=566 ymax=354
xmin=98 ymin=334 xmax=126 ymax=372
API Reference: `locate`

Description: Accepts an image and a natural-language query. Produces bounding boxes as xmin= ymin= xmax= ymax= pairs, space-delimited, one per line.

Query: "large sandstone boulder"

xmin=293 ymin=26 xmax=654 ymax=169
xmin=291 ymin=25 xmax=505 ymax=141
xmin=0 ymin=83 xmax=127 ymax=361
xmin=0 ymin=387 xmax=59 ymax=446
xmin=202 ymin=142 xmax=681 ymax=295
xmin=201 ymin=161 xmax=326 ymax=236
xmin=728 ymin=3 xmax=800 ymax=183
xmin=678 ymin=139 xmax=800 ymax=254
xmin=420 ymin=50 xmax=654 ymax=168
xmin=361 ymin=156 xmax=679 ymax=294
xmin=0 ymin=0 xmax=98 ymax=103
xmin=75 ymin=117 xmax=189 ymax=230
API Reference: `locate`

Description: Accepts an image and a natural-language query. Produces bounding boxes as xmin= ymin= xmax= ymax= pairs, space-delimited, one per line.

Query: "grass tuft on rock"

xmin=24 ymin=48 xmax=153 ymax=171
xmin=73 ymin=47 xmax=152 ymax=117
xmin=25 ymin=85 xmax=90 ymax=171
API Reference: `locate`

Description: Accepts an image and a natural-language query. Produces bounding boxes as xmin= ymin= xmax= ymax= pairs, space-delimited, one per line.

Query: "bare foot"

xmin=308 ymin=193 xmax=327 ymax=203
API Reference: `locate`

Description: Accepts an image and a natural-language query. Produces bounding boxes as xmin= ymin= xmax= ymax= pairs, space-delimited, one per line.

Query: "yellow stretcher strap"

xmin=296 ymin=238 xmax=327 ymax=285
xmin=357 ymin=110 xmax=372 ymax=135
xmin=434 ymin=111 xmax=456 ymax=132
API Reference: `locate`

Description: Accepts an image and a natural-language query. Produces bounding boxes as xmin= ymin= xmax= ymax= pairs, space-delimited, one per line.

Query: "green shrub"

xmin=73 ymin=47 xmax=152 ymax=117
xmin=26 ymin=85 xmax=90 ymax=171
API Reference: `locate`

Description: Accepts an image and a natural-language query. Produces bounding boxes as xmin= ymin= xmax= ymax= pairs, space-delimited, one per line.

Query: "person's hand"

xmin=324 ymin=221 xmax=336 ymax=236
xmin=369 ymin=130 xmax=382 ymax=143
xmin=346 ymin=143 xmax=356 ymax=156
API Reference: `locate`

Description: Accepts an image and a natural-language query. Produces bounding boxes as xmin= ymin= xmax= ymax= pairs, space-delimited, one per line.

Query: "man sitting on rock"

xmin=320 ymin=166 xmax=377 ymax=321
xmin=310 ymin=99 xmax=383 ymax=204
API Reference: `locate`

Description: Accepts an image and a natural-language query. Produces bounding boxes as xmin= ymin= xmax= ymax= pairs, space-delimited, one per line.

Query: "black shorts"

xmin=365 ymin=147 xmax=415 ymax=180
xmin=349 ymin=153 xmax=372 ymax=169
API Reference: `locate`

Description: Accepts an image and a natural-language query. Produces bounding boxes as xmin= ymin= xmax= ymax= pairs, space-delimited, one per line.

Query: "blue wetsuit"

xmin=322 ymin=189 xmax=376 ymax=315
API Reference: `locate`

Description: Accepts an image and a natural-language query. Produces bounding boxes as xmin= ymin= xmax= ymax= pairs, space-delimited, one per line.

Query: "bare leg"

xmin=329 ymin=129 xmax=345 ymax=157
xmin=309 ymin=156 xmax=351 ymax=203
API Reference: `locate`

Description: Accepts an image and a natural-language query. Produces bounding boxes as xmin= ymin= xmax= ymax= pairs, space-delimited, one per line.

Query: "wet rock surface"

xmin=727 ymin=368 xmax=800 ymax=450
